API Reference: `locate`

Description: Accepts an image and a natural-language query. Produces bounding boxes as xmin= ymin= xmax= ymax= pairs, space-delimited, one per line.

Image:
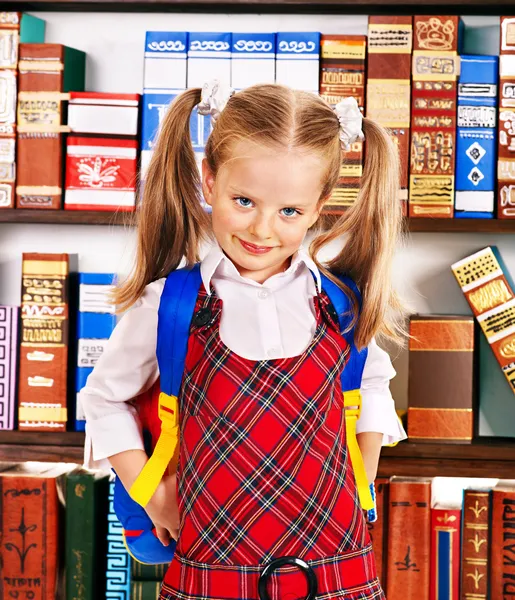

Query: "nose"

xmin=248 ymin=211 xmax=273 ymax=241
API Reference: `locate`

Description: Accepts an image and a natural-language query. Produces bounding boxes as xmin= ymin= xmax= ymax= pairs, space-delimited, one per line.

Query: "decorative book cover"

xmin=367 ymin=477 xmax=389 ymax=587
xmin=367 ymin=16 xmax=413 ymax=213
xmin=65 ymin=468 xmax=110 ymax=600
xmin=430 ymin=507 xmax=461 ymax=600
xmin=460 ymin=489 xmax=490 ymax=600
xmin=409 ymin=16 xmax=461 ymax=218
xmin=320 ymin=35 xmax=366 ymax=213
xmin=408 ymin=315 xmax=475 ymax=442
xmin=0 ymin=462 xmax=72 ymax=600
xmin=16 ymin=43 xmax=85 ymax=209
xmin=75 ymin=273 xmax=116 ymax=431
xmin=18 ymin=253 xmax=71 ymax=431
xmin=106 ymin=479 xmax=131 ymax=600
xmin=498 ymin=17 xmax=515 ymax=218
xmin=490 ymin=482 xmax=515 ymax=599
xmin=455 ymin=55 xmax=498 ymax=219
xmin=0 ymin=305 xmax=18 ymax=429
xmin=386 ymin=477 xmax=432 ymax=600
xmin=451 ymin=246 xmax=515 ymax=396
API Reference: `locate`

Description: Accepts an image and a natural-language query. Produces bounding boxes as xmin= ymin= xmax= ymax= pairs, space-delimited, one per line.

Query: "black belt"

xmin=258 ymin=556 xmax=318 ymax=600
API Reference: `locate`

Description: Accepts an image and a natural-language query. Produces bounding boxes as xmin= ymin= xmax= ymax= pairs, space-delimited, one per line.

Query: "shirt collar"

xmin=200 ymin=243 xmax=322 ymax=294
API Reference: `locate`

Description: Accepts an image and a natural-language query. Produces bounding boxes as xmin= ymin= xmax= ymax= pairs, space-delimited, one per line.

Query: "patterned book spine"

xmin=490 ymin=484 xmax=515 ymax=598
xmin=430 ymin=507 xmax=461 ymax=600
xmin=386 ymin=478 xmax=432 ymax=600
xmin=409 ymin=16 xmax=461 ymax=218
xmin=0 ymin=305 xmax=18 ymax=429
xmin=140 ymin=92 xmax=177 ymax=179
xmin=367 ymin=477 xmax=389 ymax=587
xmin=231 ymin=33 xmax=276 ymax=90
xmin=498 ymin=17 xmax=515 ymax=218
xmin=0 ymin=474 xmax=60 ymax=600
xmin=75 ymin=273 xmax=116 ymax=431
xmin=455 ymin=56 xmax=498 ymax=219
xmin=366 ymin=16 xmax=412 ymax=213
xmin=408 ymin=316 xmax=475 ymax=442
xmin=320 ymin=35 xmax=366 ymax=213
xmin=275 ymin=32 xmax=320 ymax=94
xmin=18 ymin=253 xmax=70 ymax=431
xmin=187 ymin=32 xmax=231 ymax=89
xmin=106 ymin=480 xmax=131 ymax=600
xmin=460 ymin=490 xmax=490 ymax=600
xmin=451 ymin=246 xmax=515 ymax=396
xmin=131 ymin=561 xmax=168 ymax=581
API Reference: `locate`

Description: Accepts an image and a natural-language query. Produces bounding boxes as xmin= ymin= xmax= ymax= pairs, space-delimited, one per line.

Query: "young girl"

xmin=82 ymin=81 xmax=406 ymax=600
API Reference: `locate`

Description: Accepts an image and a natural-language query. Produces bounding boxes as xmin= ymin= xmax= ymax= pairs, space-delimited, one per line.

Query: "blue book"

xmin=143 ymin=31 xmax=188 ymax=92
xmin=106 ymin=480 xmax=131 ymax=600
xmin=455 ymin=55 xmax=498 ymax=218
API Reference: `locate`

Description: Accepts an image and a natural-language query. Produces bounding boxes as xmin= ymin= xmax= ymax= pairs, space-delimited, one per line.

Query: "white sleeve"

xmin=81 ymin=279 xmax=165 ymax=470
xmin=356 ymin=337 xmax=407 ymax=446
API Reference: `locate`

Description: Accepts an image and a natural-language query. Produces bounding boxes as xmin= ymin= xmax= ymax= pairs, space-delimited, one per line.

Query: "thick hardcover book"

xmin=490 ymin=482 xmax=515 ymax=599
xmin=131 ymin=581 xmax=162 ymax=600
xmin=0 ymin=305 xmax=18 ymax=429
xmin=430 ymin=507 xmax=461 ymax=600
xmin=408 ymin=315 xmax=475 ymax=442
xmin=143 ymin=31 xmax=188 ymax=93
xmin=65 ymin=468 xmax=110 ymax=600
xmin=275 ymin=32 xmax=320 ymax=94
xmin=387 ymin=477 xmax=432 ymax=600
xmin=451 ymin=246 xmax=515 ymax=397
xmin=320 ymin=35 xmax=366 ymax=213
xmin=455 ymin=55 xmax=498 ymax=219
xmin=367 ymin=477 xmax=389 ymax=587
xmin=68 ymin=92 xmax=140 ymax=136
xmin=140 ymin=92 xmax=176 ymax=178
xmin=187 ymin=32 xmax=231 ymax=89
xmin=18 ymin=253 xmax=71 ymax=431
xmin=106 ymin=480 xmax=131 ymax=600
xmin=75 ymin=273 xmax=116 ymax=431
xmin=231 ymin=32 xmax=276 ymax=90
xmin=409 ymin=16 xmax=461 ymax=218
xmin=460 ymin=489 xmax=490 ymax=600
xmin=367 ymin=16 xmax=413 ymax=213
xmin=0 ymin=462 xmax=71 ymax=600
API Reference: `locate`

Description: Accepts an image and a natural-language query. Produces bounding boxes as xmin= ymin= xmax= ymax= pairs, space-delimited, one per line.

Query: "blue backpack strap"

xmin=320 ymin=272 xmax=375 ymax=515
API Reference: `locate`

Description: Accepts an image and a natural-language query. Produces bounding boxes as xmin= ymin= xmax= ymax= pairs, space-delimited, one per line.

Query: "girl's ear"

xmin=202 ymin=159 xmax=216 ymax=207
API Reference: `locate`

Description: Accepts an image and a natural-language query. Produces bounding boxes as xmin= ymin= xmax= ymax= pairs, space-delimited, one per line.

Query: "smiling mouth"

xmin=237 ymin=238 xmax=275 ymax=255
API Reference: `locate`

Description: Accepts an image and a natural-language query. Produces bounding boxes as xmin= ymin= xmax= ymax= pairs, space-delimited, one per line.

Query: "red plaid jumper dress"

xmin=159 ymin=288 xmax=384 ymax=600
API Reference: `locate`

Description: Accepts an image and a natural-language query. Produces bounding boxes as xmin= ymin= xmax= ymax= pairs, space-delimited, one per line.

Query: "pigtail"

xmin=311 ymin=118 xmax=407 ymax=350
xmin=114 ymin=88 xmax=211 ymax=311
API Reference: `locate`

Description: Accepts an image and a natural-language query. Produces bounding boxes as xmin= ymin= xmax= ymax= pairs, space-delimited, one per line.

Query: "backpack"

xmin=113 ymin=264 xmax=376 ymax=565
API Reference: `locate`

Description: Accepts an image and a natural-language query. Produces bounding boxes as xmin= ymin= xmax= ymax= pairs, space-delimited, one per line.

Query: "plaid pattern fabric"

xmin=160 ymin=290 xmax=384 ymax=600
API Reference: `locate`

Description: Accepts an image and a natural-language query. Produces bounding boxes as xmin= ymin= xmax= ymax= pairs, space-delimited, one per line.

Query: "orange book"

xmin=491 ymin=481 xmax=515 ymax=599
xmin=368 ymin=477 xmax=389 ymax=587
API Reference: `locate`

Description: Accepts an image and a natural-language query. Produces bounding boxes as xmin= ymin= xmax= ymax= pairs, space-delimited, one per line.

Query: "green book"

xmin=20 ymin=14 xmax=46 ymax=43
xmin=131 ymin=561 xmax=168 ymax=581
xmin=131 ymin=581 xmax=162 ymax=600
xmin=65 ymin=468 xmax=110 ymax=600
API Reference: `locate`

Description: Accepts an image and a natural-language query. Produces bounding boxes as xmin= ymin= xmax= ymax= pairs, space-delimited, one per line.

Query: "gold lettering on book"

xmin=500 ymin=335 xmax=515 ymax=359
xmin=415 ymin=18 xmax=455 ymax=50
xmin=466 ymin=568 xmax=485 ymax=589
xmin=411 ymin=131 xmax=454 ymax=174
xmin=413 ymin=52 xmax=459 ymax=80
xmin=409 ymin=175 xmax=454 ymax=204
xmin=468 ymin=280 xmax=512 ymax=313
xmin=366 ymin=80 xmax=410 ymax=127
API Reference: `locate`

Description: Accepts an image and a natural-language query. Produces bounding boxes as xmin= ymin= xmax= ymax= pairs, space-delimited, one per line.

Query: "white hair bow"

xmin=334 ymin=97 xmax=365 ymax=151
xmin=197 ymin=79 xmax=235 ymax=124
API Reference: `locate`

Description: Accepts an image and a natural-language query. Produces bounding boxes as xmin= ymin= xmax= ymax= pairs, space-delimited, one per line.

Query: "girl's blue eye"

xmin=235 ymin=197 xmax=253 ymax=208
xmin=281 ymin=207 xmax=300 ymax=217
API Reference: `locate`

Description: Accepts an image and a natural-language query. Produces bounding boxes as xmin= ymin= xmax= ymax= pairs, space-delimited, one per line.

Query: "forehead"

xmin=218 ymin=141 xmax=326 ymax=206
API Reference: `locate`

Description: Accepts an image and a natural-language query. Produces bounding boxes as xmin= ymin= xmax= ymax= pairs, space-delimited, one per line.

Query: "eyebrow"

xmin=228 ymin=187 xmax=312 ymax=208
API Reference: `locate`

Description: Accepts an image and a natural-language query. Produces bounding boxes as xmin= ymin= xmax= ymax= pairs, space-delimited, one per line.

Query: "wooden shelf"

xmin=406 ymin=218 xmax=515 ymax=234
xmin=1 ymin=432 xmax=515 ymax=477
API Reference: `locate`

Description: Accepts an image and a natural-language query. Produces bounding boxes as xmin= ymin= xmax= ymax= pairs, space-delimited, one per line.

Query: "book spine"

xmin=498 ymin=17 xmax=515 ymax=219
xmin=451 ymin=246 xmax=515 ymax=397
xmin=131 ymin=560 xmax=168 ymax=581
xmin=366 ymin=16 xmax=413 ymax=214
xmin=0 ymin=13 xmax=20 ymax=209
xmin=131 ymin=581 xmax=162 ymax=600
xmin=231 ymin=33 xmax=276 ymax=91
xmin=407 ymin=316 xmax=475 ymax=441
xmin=275 ymin=32 xmax=320 ymax=95
xmin=106 ymin=480 xmax=131 ymax=600
xmin=0 ymin=305 xmax=18 ymax=429
xmin=0 ymin=475 xmax=59 ymax=600
xmin=409 ymin=16 xmax=460 ymax=218
xmin=367 ymin=477 xmax=389 ymax=587
xmin=455 ymin=55 xmax=498 ymax=219
xmin=490 ymin=488 xmax=515 ymax=598
xmin=140 ymin=92 xmax=177 ymax=179
xmin=430 ymin=508 xmax=461 ymax=600
xmin=460 ymin=490 xmax=490 ymax=600
xmin=320 ymin=35 xmax=366 ymax=213
xmin=143 ymin=31 xmax=188 ymax=93
xmin=18 ymin=253 xmax=70 ymax=431
xmin=187 ymin=32 xmax=232 ymax=89
xmin=386 ymin=480 xmax=431 ymax=600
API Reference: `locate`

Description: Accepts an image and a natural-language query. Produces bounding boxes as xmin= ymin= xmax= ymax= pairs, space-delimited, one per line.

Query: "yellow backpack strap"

xmin=343 ymin=389 xmax=374 ymax=511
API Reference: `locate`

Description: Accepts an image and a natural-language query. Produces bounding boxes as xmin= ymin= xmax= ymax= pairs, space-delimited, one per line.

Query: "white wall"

xmin=0 ymin=11 xmax=508 ymax=410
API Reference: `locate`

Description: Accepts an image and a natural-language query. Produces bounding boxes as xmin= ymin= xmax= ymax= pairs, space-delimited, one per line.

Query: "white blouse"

xmin=81 ymin=245 xmax=406 ymax=470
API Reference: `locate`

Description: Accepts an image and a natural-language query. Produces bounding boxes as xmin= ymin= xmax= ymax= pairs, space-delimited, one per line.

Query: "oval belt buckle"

xmin=258 ymin=556 xmax=318 ymax=600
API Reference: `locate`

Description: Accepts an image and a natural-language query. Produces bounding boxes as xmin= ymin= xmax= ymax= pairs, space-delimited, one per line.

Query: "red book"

xmin=460 ymin=490 xmax=490 ymax=600
xmin=368 ymin=477 xmax=389 ymax=587
xmin=430 ymin=507 xmax=461 ymax=600
xmin=491 ymin=481 xmax=515 ymax=599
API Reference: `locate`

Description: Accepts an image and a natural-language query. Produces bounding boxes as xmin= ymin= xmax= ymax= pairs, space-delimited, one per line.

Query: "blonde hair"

xmin=115 ymin=84 xmax=406 ymax=349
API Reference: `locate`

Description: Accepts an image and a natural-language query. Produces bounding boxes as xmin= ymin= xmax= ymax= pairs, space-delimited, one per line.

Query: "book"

xmin=460 ymin=489 xmax=491 ymax=600
xmin=320 ymin=35 xmax=366 ymax=213
xmin=187 ymin=32 xmax=231 ymax=89
xmin=275 ymin=32 xmax=321 ymax=94
xmin=430 ymin=506 xmax=461 ymax=600
xmin=106 ymin=479 xmax=131 ymax=600
xmin=140 ymin=92 xmax=177 ymax=179
xmin=231 ymin=33 xmax=276 ymax=90
xmin=366 ymin=16 xmax=413 ymax=213
xmin=407 ymin=315 xmax=475 ymax=442
xmin=143 ymin=31 xmax=188 ymax=93
xmin=451 ymin=246 xmax=515 ymax=398
xmin=131 ymin=561 xmax=168 ymax=581
xmin=368 ymin=477 xmax=389 ymax=587
xmin=131 ymin=581 xmax=162 ymax=600
xmin=16 ymin=43 xmax=85 ymax=209
xmin=409 ymin=16 xmax=461 ymax=218
xmin=490 ymin=481 xmax=515 ymax=598
xmin=65 ymin=468 xmax=110 ymax=600
xmin=0 ymin=305 xmax=18 ymax=429
xmin=387 ymin=477 xmax=432 ymax=600
xmin=18 ymin=253 xmax=72 ymax=431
